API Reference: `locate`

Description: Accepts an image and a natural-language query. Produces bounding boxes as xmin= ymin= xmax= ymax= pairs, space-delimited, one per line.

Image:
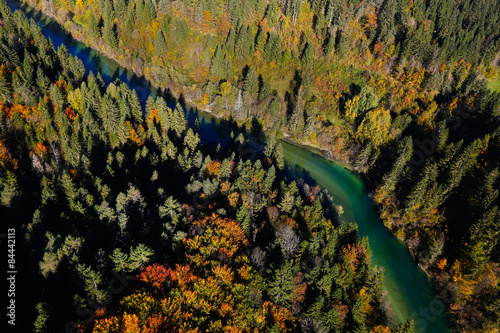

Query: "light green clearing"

xmin=487 ymin=74 xmax=500 ymax=92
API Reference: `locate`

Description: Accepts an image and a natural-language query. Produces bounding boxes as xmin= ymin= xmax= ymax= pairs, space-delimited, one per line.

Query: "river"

xmin=5 ymin=1 xmax=455 ymax=331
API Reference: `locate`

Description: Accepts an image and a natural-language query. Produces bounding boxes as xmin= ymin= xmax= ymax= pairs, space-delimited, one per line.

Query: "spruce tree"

xmin=301 ymin=42 xmax=314 ymax=69
xmin=255 ymin=27 xmax=267 ymax=52
xmin=103 ymin=22 xmax=119 ymax=49
xmin=265 ymin=1 xmax=278 ymax=27
xmin=244 ymin=67 xmax=259 ymax=94
xmin=143 ymin=0 xmax=156 ymax=25
xmin=209 ymin=46 xmax=225 ymax=80
xmin=377 ymin=137 xmax=413 ymax=200
xmin=88 ymin=12 xmax=101 ymax=40
xmin=154 ymin=30 xmax=167 ymax=57
xmin=265 ymin=32 xmax=281 ymax=62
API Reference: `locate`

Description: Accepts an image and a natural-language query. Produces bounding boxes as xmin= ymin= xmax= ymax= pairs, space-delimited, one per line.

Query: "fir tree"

xmin=244 ymin=67 xmax=259 ymax=94
xmin=154 ymin=30 xmax=167 ymax=57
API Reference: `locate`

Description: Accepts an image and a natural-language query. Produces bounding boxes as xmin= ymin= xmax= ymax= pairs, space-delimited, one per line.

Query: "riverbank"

xmin=21 ymin=0 xmax=359 ymax=173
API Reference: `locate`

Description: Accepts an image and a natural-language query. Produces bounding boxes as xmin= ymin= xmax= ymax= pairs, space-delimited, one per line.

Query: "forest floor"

xmin=488 ymin=73 xmax=500 ymax=92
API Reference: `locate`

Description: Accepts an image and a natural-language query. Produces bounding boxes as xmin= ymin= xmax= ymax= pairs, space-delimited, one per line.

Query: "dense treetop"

xmin=3 ymin=0 xmax=500 ymax=331
xmin=0 ymin=3 xmax=415 ymax=332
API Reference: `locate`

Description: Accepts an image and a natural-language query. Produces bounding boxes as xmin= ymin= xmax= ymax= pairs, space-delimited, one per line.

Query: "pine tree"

xmin=110 ymin=248 xmax=130 ymax=272
xmin=377 ymin=0 xmax=396 ymax=46
xmin=354 ymin=143 xmax=373 ymax=173
xmin=172 ymin=103 xmax=186 ymax=137
xmin=103 ymin=0 xmax=114 ymax=22
xmin=235 ymin=25 xmax=252 ymax=60
xmin=143 ymin=0 xmax=156 ymax=25
xmin=125 ymin=16 xmax=133 ymax=35
xmin=209 ymin=46 xmax=225 ymax=80
xmin=159 ymin=196 xmax=182 ymax=225
xmin=289 ymin=86 xmax=305 ymax=134
xmin=323 ymin=31 xmax=335 ymax=56
xmin=301 ymin=42 xmax=314 ymax=69
xmin=154 ymin=30 xmax=167 ymax=57
xmin=445 ymin=139 xmax=481 ymax=195
xmin=274 ymin=142 xmax=285 ymax=170
xmin=183 ymin=128 xmax=199 ymax=152
xmin=34 ymin=303 xmax=49 ymax=333
xmin=255 ymin=27 xmax=267 ymax=52
xmin=265 ymin=1 xmax=278 ymax=27
xmin=285 ymin=0 xmax=302 ymax=24
xmin=88 ymin=12 xmax=101 ymax=40
xmin=0 ymin=73 xmax=11 ymax=102
xmin=269 ymin=261 xmax=295 ymax=306
xmin=103 ymin=22 xmax=119 ymax=49
xmin=377 ymin=137 xmax=413 ymax=201
xmin=265 ymin=32 xmax=281 ymax=62
xmin=259 ymin=78 xmax=271 ymax=101
xmin=225 ymin=28 xmax=236 ymax=51
xmin=335 ymin=30 xmax=350 ymax=57
xmin=405 ymin=163 xmax=438 ymax=213
xmin=302 ymin=107 xmax=316 ymax=138
xmin=244 ymin=67 xmax=259 ymax=94
xmin=135 ymin=0 xmax=144 ymax=21
xmin=434 ymin=120 xmax=449 ymax=151
xmin=467 ymin=206 xmax=500 ymax=266
xmin=128 ymin=244 xmax=154 ymax=271
xmin=76 ymin=264 xmax=107 ymax=302
xmin=352 ymin=296 xmax=366 ymax=325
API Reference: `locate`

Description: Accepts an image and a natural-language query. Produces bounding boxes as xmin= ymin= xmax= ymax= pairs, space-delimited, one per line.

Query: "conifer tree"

xmin=88 ymin=12 xmax=101 ymax=40
xmin=265 ymin=1 xmax=278 ymax=27
xmin=110 ymin=248 xmax=130 ymax=272
xmin=103 ymin=22 xmax=119 ymax=49
xmin=154 ymin=30 xmax=167 ymax=57
xmin=143 ymin=0 xmax=156 ymax=25
xmin=301 ymin=42 xmax=314 ymax=69
xmin=244 ymin=67 xmax=259 ymax=94
xmin=235 ymin=25 xmax=252 ymax=60
xmin=289 ymin=86 xmax=305 ymax=134
xmin=274 ymin=143 xmax=285 ymax=170
xmin=265 ymin=32 xmax=281 ymax=62
xmin=128 ymin=244 xmax=154 ymax=271
xmin=209 ymin=46 xmax=225 ymax=80
xmin=377 ymin=137 xmax=413 ymax=200
xmin=255 ymin=27 xmax=267 ymax=52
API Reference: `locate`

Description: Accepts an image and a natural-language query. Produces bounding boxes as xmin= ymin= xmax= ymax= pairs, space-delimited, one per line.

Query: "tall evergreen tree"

xmin=244 ymin=67 xmax=259 ymax=94
xmin=88 ymin=12 xmax=101 ymax=40
xmin=103 ymin=22 xmax=119 ymax=49
xmin=154 ymin=30 xmax=167 ymax=57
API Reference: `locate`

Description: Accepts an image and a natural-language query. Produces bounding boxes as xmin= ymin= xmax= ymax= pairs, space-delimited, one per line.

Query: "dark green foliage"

xmin=265 ymin=32 xmax=281 ymax=62
xmin=103 ymin=21 xmax=119 ymax=49
xmin=244 ymin=66 xmax=259 ymax=94
xmin=301 ymin=42 xmax=314 ymax=69
xmin=154 ymin=30 xmax=167 ymax=57
xmin=209 ymin=45 xmax=225 ymax=80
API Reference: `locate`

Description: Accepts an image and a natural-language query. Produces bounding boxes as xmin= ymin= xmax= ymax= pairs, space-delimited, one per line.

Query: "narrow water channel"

xmin=5 ymin=1 xmax=455 ymax=331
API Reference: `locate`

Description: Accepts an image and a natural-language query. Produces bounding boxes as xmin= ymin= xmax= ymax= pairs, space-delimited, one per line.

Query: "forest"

xmin=0 ymin=2 xmax=419 ymax=332
xmin=2 ymin=0 xmax=500 ymax=332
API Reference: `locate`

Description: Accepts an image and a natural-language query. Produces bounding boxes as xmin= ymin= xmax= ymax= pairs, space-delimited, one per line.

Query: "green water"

xmin=5 ymin=0 xmax=455 ymax=331
xmin=282 ymin=141 xmax=454 ymax=332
